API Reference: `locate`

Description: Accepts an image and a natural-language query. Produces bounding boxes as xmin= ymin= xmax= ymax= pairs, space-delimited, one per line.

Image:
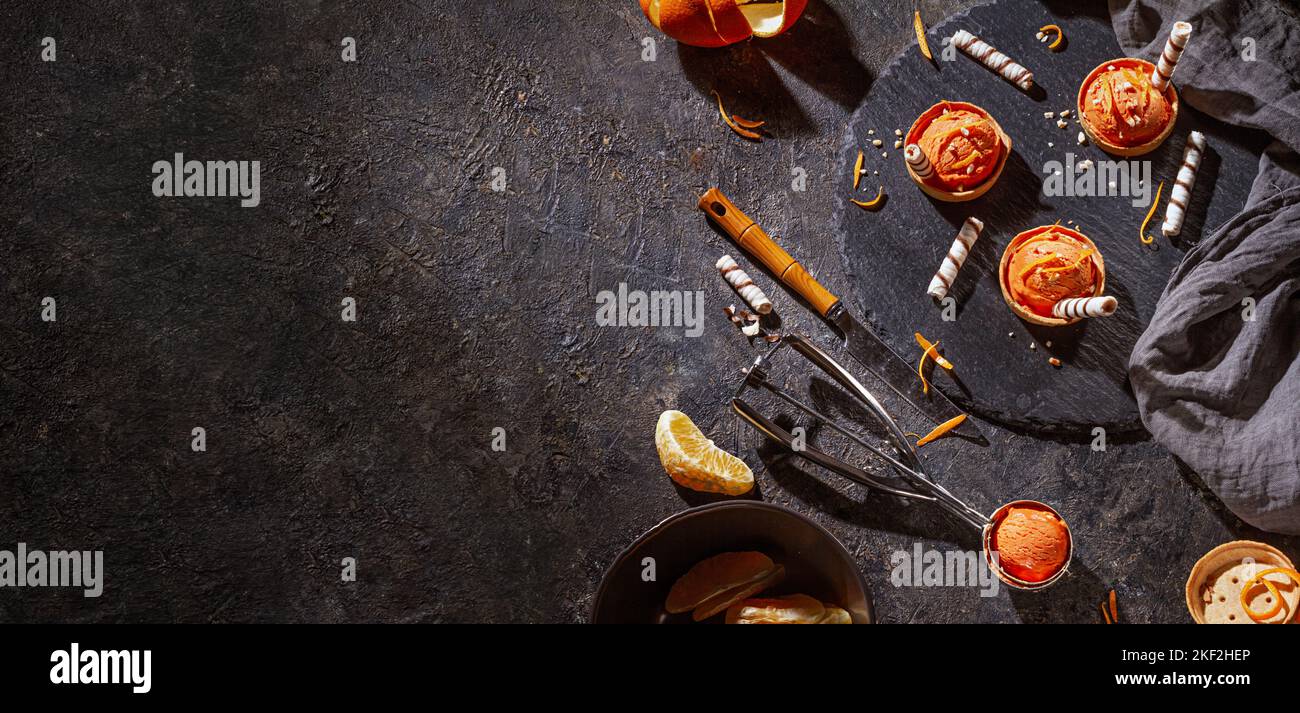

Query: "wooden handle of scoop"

xmin=697 ymin=188 xmax=840 ymax=318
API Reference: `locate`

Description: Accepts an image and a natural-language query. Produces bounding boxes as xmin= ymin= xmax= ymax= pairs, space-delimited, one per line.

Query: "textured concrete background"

xmin=1 ymin=0 xmax=1296 ymax=623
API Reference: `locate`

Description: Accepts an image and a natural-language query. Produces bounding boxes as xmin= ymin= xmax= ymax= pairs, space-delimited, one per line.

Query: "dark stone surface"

xmin=1 ymin=0 xmax=1296 ymax=623
xmin=835 ymin=0 xmax=1268 ymax=435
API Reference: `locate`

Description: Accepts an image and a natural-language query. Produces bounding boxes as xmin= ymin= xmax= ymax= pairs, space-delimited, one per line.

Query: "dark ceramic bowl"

xmin=592 ymin=501 xmax=874 ymax=624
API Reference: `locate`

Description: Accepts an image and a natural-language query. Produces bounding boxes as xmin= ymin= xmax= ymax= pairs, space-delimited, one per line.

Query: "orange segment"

xmin=665 ymin=551 xmax=776 ymax=614
xmin=818 ymin=606 xmax=853 ymax=624
xmin=725 ymin=593 xmax=826 ymax=624
xmin=655 ymin=410 xmax=754 ymax=495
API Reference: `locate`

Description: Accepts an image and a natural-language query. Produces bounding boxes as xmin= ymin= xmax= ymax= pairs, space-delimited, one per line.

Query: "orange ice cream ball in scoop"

xmin=1007 ymin=230 xmax=1099 ymax=317
xmin=1083 ymin=65 xmax=1173 ymax=146
xmin=991 ymin=505 xmax=1070 ymax=583
xmin=917 ymin=109 xmax=1001 ymax=191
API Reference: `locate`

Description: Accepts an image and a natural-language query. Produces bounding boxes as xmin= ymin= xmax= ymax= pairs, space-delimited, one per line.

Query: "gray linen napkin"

xmin=1116 ymin=0 xmax=1300 ymax=534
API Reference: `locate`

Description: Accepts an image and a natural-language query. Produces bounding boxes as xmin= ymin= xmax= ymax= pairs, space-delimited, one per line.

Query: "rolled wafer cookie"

xmin=1162 ymin=131 xmax=1207 ymax=237
xmin=905 ymin=143 xmax=934 ymax=181
xmin=717 ymin=255 xmax=772 ymax=314
xmin=927 ymin=217 xmax=984 ymax=300
xmin=1151 ymin=21 xmax=1193 ymax=92
xmin=951 ymin=30 xmax=1034 ymax=91
xmin=1052 ymin=296 xmax=1117 ymax=320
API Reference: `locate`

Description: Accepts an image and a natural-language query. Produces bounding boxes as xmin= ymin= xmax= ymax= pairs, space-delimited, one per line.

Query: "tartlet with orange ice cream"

xmin=904 ymin=100 xmax=1011 ymax=202
xmin=985 ymin=501 xmax=1072 ymax=588
xmin=998 ymin=224 xmax=1107 ymax=326
xmin=1078 ymin=58 xmax=1179 ymax=156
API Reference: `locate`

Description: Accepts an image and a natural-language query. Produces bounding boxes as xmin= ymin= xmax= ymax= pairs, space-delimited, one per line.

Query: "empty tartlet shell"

xmin=904 ymin=100 xmax=1012 ymax=203
xmin=1185 ymin=541 xmax=1298 ymax=625
xmin=1077 ymin=58 xmax=1179 ymax=157
xmin=981 ymin=499 xmax=1073 ymax=591
xmin=998 ymin=225 xmax=1106 ymax=327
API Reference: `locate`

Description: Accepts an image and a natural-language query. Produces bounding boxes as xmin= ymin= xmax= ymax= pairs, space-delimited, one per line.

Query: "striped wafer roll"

xmin=905 ymin=143 xmax=934 ymax=181
xmin=927 ymin=217 xmax=984 ymax=300
xmin=1161 ymin=131 xmax=1207 ymax=237
xmin=717 ymin=254 xmax=772 ymax=314
xmin=1052 ymin=296 xmax=1117 ymax=320
xmin=951 ymin=29 xmax=1034 ymax=91
xmin=1150 ymin=21 xmax=1193 ymax=91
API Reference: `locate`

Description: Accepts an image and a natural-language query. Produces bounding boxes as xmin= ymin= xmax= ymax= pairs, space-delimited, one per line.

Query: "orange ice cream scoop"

xmin=1007 ymin=230 xmax=1099 ymax=317
xmin=1082 ymin=64 xmax=1173 ymax=147
xmin=917 ymin=109 xmax=1001 ymax=191
xmin=991 ymin=504 xmax=1070 ymax=583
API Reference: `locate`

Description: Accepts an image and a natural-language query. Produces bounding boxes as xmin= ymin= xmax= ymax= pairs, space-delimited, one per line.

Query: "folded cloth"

xmin=1118 ymin=0 xmax=1300 ymax=534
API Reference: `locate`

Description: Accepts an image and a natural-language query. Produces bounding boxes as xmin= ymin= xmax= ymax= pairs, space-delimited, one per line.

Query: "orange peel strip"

xmin=732 ymin=115 xmax=765 ymax=129
xmin=1039 ymin=24 xmax=1064 ymax=51
xmin=1139 ymin=181 xmax=1165 ymax=244
xmin=1100 ymin=601 xmax=1112 ymax=624
xmin=1018 ymin=252 xmax=1064 ymax=281
xmin=914 ymin=332 xmax=952 ymax=370
xmin=1109 ymin=589 xmax=1118 ymax=622
xmin=914 ymin=11 xmax=933 ymax=61
xmin=916 ymin=414 xmax=967 ymax=447
xmin=1040 ymin=248 xmax=1095 ymax=274
xmin=853 ymin=150 xmax=864 ymax=191
xmin=947 ymin=148 xmax=983 ymax=171
xmin=713 ymin=91 xmax=762 ymax=141
xmin=1239 ymin=567 xmax=1300 ymax=623
xmin=917 ymin=341 xmax=933 ymax=394
xmin=850 ymin=186 xmax=885 ymax=210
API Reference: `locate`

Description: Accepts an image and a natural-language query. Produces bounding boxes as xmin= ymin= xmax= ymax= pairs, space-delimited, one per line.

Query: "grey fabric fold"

xmin=1115 ymin=0 xmax=1300 ymax=534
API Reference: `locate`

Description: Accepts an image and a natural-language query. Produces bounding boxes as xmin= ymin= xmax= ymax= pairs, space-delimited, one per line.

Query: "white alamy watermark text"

xmin=151 ymin=152 xmax=260 ymax=207
xmin=0 ymin=543 xmax=103 ymax=597
xmin=595 ymin=282 xmax=706 ymax=337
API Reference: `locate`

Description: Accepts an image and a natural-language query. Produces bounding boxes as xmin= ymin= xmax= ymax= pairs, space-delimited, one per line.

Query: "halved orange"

xmin=655 ymin=410 xmax=754 ymax=495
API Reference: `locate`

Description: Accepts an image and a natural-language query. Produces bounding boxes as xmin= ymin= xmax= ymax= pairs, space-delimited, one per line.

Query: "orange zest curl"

xmin=713 ymin=91 xmax=763 ymax=141
xmin=916 ymin=414 xmax=967 ymax=446
xmin=914 ymin=11 xmax=933 ymax=61
xmin=1038 ymin=24 xmax=1064 ymax=51
xmin=1239 ymin=567 xmax=1300 ymax=623
xmin=914 ymin=332 xmax=952 ymax=370
xmin=1139 ymin=180 xmax=1165 ymax=244
xmin=850 ymin=186 xmax=886 ymax=211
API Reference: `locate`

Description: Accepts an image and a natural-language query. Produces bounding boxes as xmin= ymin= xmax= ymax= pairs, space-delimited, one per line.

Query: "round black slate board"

xmin=832 ymin=0 xmax=1266 ymax=436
